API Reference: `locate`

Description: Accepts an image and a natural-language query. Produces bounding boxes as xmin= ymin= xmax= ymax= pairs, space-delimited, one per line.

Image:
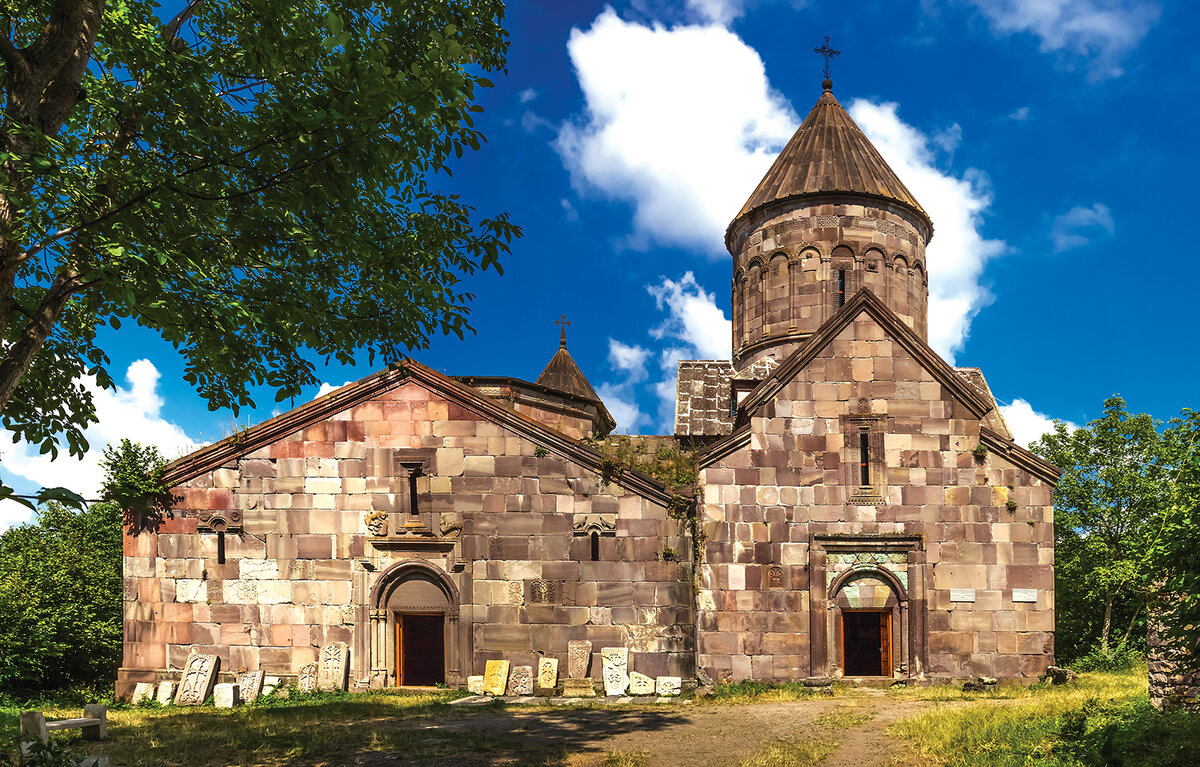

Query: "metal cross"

xmin=556 ymin=314 xmax=571 ymax=347
xmin=814 ymin=35 xmax=841 ymax=80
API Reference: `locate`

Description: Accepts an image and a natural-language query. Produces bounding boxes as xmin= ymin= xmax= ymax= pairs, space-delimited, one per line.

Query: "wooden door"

xmin=879 ymin=611 xmax=892 ymax=676
xmin=395 ymin=613 xmax=445 ymax=686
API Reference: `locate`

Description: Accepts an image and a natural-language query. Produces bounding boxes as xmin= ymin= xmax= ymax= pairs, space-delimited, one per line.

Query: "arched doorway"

xmin=830 ymin=569 xmax=906 ymax=678
xmin=369 ymin=562 xmax=460 ymax=687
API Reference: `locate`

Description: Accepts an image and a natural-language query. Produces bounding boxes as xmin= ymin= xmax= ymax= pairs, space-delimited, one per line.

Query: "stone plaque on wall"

xmin=1012 ymin=589 xmax=1038 ymax=603
xmin=317 ymin=642 xmax=349 ymax=691
xmin=601 ymin=647 xmax=629 ymax=696
xmin=531 ymin=579 xmax=554 ymax=603
xmin=298 ymin=663 xmax=318 ymax=693
xmin=767 ymin=565 xmax=784 ymax=589
xmin=568 ymin=640 xmax=592 ymax=679
xmin=950 ymin=589 xmax=977 ymax=603
xmin=239 ymin=671 xmax=264 ymax=704
xmin=537 ymin=657 xmax=559 ymax=690
xmin=507 ymin=665 xmax=534 ymax=696
xmin=174 ymin=654 xmax=219 ymax=706
xmin=483 ymin=660 xmax=510 ymax=696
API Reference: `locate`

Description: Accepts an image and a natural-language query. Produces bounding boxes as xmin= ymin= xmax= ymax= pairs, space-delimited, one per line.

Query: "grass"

xmin=734 ymin=737 xmax=838 ymax=767
xmin=813 ymin=702 xmax=875 ymax=729
xmin=890 ymin=667 xmax=1200 ymax=767
xmin=601 ymin=750 xmax=649 ymax=767
xmin=701 ymin=679 xmax=859 ymax=705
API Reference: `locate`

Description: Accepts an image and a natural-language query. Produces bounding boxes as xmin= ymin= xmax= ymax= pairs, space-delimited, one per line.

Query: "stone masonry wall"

xmin=120 ymin=379 xmax=692 ymax=696
xmin=697 ymin=313 xmax=1055 ymax=683
xmin=732 ymin=200 xmax=929 ymax=371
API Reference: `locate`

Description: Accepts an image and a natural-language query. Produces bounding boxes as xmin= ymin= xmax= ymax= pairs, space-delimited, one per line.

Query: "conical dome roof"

xmin=535 ymin=335 xmax=601 ymax=403
xmin=730 ymin=84 xmax=930 ymax=233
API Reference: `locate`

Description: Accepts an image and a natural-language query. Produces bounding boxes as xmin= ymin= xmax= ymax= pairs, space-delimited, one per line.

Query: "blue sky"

xmin=2 ymin=0 xmax=1195 ymax=528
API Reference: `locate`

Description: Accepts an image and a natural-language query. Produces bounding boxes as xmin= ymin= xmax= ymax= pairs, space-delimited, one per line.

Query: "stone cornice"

xmin=979 ymin=426 xmax=1063 ymax=485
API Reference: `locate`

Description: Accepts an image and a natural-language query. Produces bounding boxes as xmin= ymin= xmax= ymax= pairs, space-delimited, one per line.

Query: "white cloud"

xmin=561 ymin=198 xmax=579 ymax=222
xmin=555 ymin=8 xmax=798 ymax=255
xmin=608 ymin=339 xmax=650 ymax=382
xmin=517 ymin=87 xmax=539 ymax=103
xmin=315 ymin=380 xmax=354 ymax=399
xmin=0 ymin=359 xmax=204 ymax=530
xmin=849 ymin=99 xmax=1006 ymax=362
xmin=521 ymin=110 xmax=554 ymax=134
xmin=647 ymin=272 xmax=732 ymax=360
xmin=1000 ymin=398 xmax=1078 ymax=447
xmin=1050 ymin=202 xmax=1114 ymax=252
xmin=966 ymin=0 xmax=1160 ymax=79
xmin=1006 ymin=106 xmax=1031 ymax=121
xmin=686 ymin=0 xmax=747 ymax=24
xmin=0 ymin=498 xmax=33 ymax=531
xmin=597 ymin=381 xmax=649 ymax=434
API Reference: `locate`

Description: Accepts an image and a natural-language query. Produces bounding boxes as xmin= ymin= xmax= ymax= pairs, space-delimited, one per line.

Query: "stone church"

xmin=117 ymin=79 xmax=1059 ymax=698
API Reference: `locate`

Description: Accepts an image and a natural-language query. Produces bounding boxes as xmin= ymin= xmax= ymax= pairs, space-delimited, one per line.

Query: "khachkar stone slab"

xmin=239 ymin=671 xmax=265 ymax=704
xmin=298 ymin=663 xmax=319 ymax=693
xmin=537 ymin=658 xmax=559 ymax=691
xmin=174 ymin=654 xmax=220 ymax=706
xmin=466 ymin=675 xmax=485 ymax=695
xmin=155 ymin=681 xmax=175 ymax=706
xmin=317 ymin=642 xmax=350 ymax=691
xmin=568 ymin=640 xmax=592 ymax=679
xmin=483 ymin=660 xmax=510 ymax=696
xmin=507 ymin=665 xmax=534 ymax=696
xmin=655 ymin=676 xmax=682 ymax=696
xmin=131 ymin=682 xmax=155 ymax=704
xmin=214 ymin=683 xmax=241 ymax=708
xmin=629 ymin=671 xmax=654 ymax=696
xmin=561 ymin=678 xmax=597 ymax=697
xmin=601 ymin=647 xmax=629 ymax=696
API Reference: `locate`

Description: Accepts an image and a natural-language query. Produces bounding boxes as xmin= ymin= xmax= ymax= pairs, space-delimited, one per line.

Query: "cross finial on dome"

xmin=814 ymin=35 xmax=840 ymax=91
xmin=556 ymin=314 xmax=571 ymax=348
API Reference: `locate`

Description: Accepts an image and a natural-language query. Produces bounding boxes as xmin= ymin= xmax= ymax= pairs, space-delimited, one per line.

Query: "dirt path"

xmin=386 ymin=692 xmax=944 ymax=767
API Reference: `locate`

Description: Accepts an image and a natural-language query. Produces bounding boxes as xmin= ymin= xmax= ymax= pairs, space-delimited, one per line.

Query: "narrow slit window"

xmin=837 ymin=269 xmax=847 ymax=307
xmin=590 ymin=531 xmax=600 ymax=562
xmin=217 ymin=530 xmax=226 ymax=565
xmin=859 ymin=431 xmax=870 ymax=486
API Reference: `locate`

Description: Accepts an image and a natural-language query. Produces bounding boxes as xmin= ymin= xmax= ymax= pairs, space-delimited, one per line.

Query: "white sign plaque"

xmin=949 ymin=589 xmax=976 ymax=603
xmin=1012 ymin=589 xmax=1038 ymax=603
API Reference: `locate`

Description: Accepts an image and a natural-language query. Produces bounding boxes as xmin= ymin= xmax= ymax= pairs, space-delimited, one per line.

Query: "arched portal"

xmin=829 ymin=568 xmax=907 ymax=678
xmin=368 ymin=561 xmax=460 ymax=688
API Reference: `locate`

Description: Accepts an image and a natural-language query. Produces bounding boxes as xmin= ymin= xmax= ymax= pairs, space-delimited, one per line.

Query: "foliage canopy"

xmin=0 ymin=0 xmax=519 ymax=478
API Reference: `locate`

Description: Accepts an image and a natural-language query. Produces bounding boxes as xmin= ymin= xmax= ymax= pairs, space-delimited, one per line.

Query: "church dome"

xmin=727 ymin=83 xmax=931 ymax=248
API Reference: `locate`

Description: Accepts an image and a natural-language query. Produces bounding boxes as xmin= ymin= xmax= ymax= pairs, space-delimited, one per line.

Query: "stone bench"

xmin=19 ymin=705 xmax=107 ymax=743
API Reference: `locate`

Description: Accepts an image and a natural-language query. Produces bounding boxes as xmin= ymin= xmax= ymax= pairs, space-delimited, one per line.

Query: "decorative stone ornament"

xmin=629 ymin=671 xmax=655 ymax=695
xmin=174 ymin=654 xmax=220 ymax=706
xmin=567 ymin=640 xmax=592 ymax=679
xmin=317 ymin=642 xmax=349 ymax=691
xmin=466 ymin=675 xmax=485 ymax=695
xmin=364 ymin=510 xmax=388 ymax=537
xmin=561 ymin=678 xmax=597 ymax=697
xmin=507 ymin=665 xmax=534 ymax=696
xmin=239 ymin=671 xmax=265 ymax=704
xmin=601 ymin=647 xmax=629 ymax=696
xmin=298 ymin=663 xmax=319 ymax=693
xmin=483 ymin=660 xmax=510 ymax=696
xmin=655 ymin=676 xmax=682 ymax=696
xmin=536 ymin=657 xmax=559 ymax=691
xmin=155 ymin=681 xmax=176 ymax=706
xmin=531 ymin=579 xmax=554 ymax=603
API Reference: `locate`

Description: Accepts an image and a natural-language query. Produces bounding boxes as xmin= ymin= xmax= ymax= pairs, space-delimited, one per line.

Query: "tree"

xmin=0 ymin=1 xmax=520 ymax=482
xmin=1031 ymin=396 xmax=1167 ymax=661
xmin=1149 ymin=409 xmax=1200 ymax=665
xmin=0 ymin=499 xmax=123 ymax=693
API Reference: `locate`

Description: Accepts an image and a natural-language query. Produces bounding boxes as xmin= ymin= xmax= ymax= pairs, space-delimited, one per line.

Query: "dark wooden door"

xmin=842 ymin=610 xmax=890 ymax=676
xmin=395 ymin=613 xmax=445 ymax=686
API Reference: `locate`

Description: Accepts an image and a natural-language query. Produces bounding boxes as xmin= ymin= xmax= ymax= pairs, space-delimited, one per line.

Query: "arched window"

xmin=590 ymin=531 xmax=600 ymax=562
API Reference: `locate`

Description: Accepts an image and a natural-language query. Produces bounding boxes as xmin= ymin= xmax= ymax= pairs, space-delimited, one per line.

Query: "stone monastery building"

xmin=118 ymin=79 xmax=1060 ymax=698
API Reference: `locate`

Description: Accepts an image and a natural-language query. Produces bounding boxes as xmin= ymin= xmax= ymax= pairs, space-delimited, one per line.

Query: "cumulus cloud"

xmin=1006 ymin=106 xmax=1031 ymax=121
xmin=555 ymin=8 xmax=798 ymax=255
xmin=849 ymin=100 xmax=1006 ymax=362
xmin=517 ymin=87 xmax=539 ymax=103
xmin=1000 ymin=398 xmax=1078 ymax=447
xmin=0 ymin=360 xmax=204 ymax=530
xmin=647 ymin=272 xmax=732 ymax=360
xmin=966 ymin=0 xmax=1160 ymax=79
xmin=315 ymin=380 xmax=354 ymax=399
xmin=1050 ymin=202 xmax=1114 ymax=252
xmin=601 ymin=272 xmax=732 ymax=433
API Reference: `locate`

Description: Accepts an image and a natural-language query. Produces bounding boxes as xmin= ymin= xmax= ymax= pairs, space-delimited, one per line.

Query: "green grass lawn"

xmin=890 ymin=667 xmax=1200 ymax=767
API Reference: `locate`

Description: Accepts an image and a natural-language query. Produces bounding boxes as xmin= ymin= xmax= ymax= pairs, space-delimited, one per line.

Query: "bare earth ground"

xmin=374 ymin=691 xmax=943 ymax=767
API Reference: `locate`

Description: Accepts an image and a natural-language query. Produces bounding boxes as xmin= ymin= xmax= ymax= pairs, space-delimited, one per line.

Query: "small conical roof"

xmin=535 ymin=330 xmax=601 ymax=403
xmin=730 ymin=83 xmax=929 ymax=233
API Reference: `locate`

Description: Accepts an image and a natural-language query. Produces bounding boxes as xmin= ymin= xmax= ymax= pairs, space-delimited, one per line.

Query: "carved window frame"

xmin=840 ymin=412 xmax=886 ymax=505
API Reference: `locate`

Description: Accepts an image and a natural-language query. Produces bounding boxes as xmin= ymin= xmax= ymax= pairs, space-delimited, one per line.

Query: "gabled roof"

xmin=729 ymin=84 xmax=930 ymax=238
xmin=698 ymin=289 xmax=1059 ymax=484
xmin=162 ymin=358 xmax=677 ymax=505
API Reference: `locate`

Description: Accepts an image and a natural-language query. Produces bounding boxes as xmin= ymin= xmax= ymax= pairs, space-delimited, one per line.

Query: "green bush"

xmin=1071 ymin=643 xmax=1146 ymax=673
xmin=0 ymin=501 xmax=123 ymax=695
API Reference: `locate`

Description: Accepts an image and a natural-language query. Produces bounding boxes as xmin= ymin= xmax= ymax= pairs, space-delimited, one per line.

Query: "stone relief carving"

xmin=509 ymin=581 xmax=524 ymax=606
xmin=767 ymin=565 xmax=785 ymax=590
xmin=364 ymin=510 xmax=388 ymax=537
xmin=572 ymin=513 xmax=616 ymax=535
xmin=530 ymin=579 xmax=554 ymax=604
